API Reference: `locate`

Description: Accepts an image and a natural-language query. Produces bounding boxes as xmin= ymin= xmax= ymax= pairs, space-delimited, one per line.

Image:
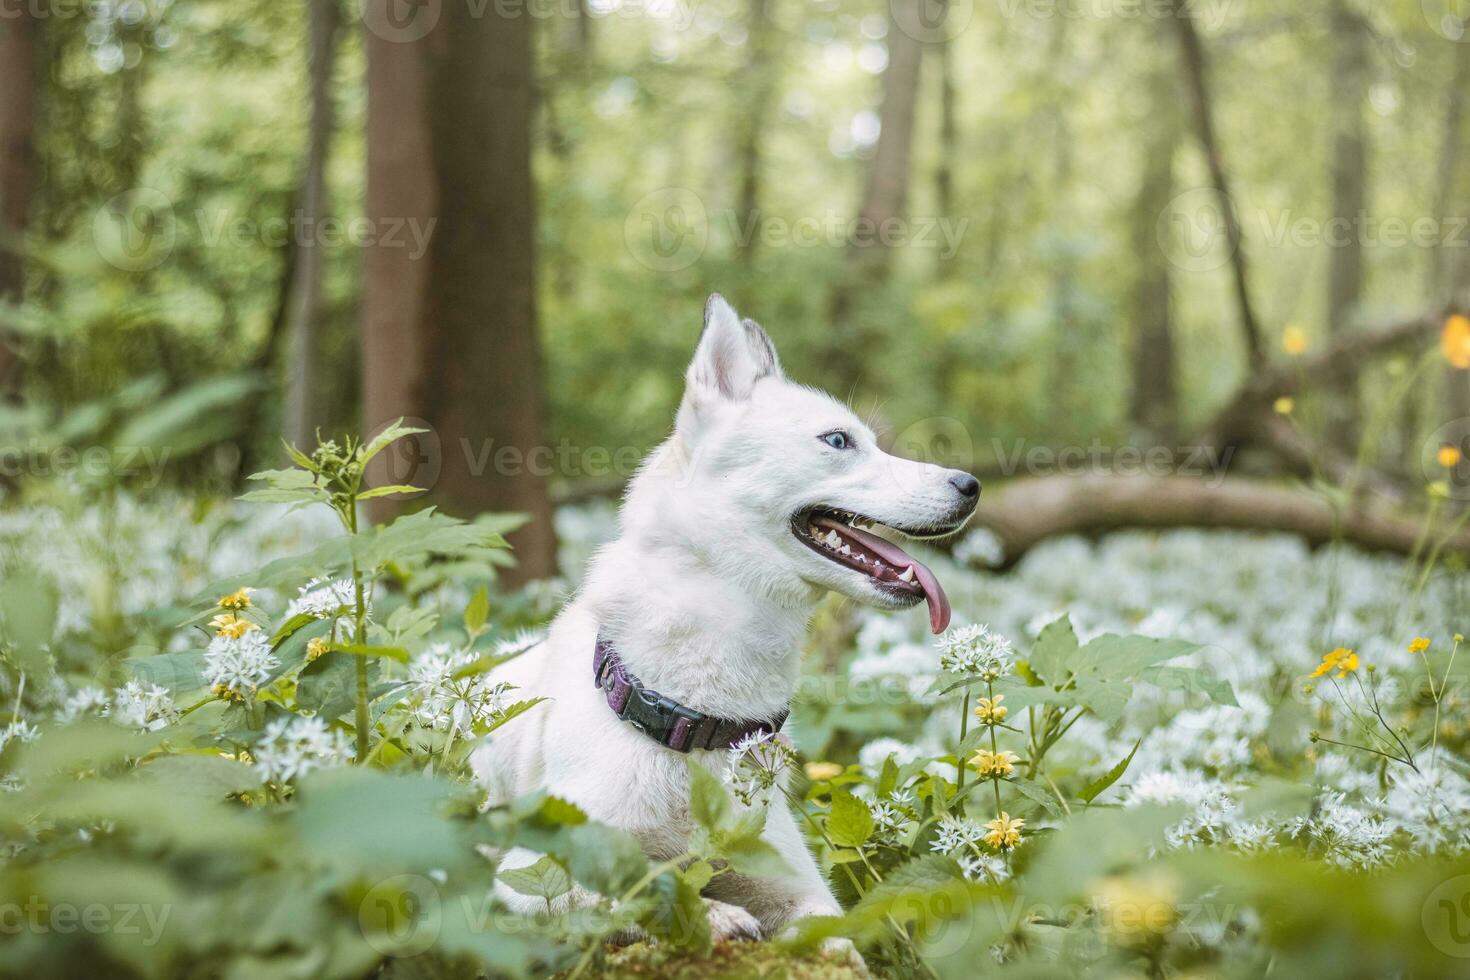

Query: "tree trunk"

xmin=1129 ymin=48 xmax=1180 ymax=442
xmin=934 ymin=12 xmax=957 ymax=276
xmin=1166 ymin=0 xmax=1265 ymax=367
xmin=826 ymin=0 xmax=924 ymax=393
xmin=1045 ymin=15 xmax=1079 ymax=432
xmin=735 ymin=0 xmax=779 ymax=265
xmin=285 ymin=0 xmax=342 ymax=449
xmin=361 ymin=0 xmax=556 ymax=584
xmin=965 ymin=473 xmax=1470 ymax=567
xmin=0 ymin=7 xmax=39 ymax=399
xmin=1435 ymin=42 xmax=1470 ymax=501
xmin=1324 ymin=0 xmax=1368 ymax=452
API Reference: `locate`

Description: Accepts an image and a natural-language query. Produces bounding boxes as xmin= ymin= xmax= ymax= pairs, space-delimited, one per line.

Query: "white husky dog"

xmin=476 ymin=294 xmax=979 ymax=954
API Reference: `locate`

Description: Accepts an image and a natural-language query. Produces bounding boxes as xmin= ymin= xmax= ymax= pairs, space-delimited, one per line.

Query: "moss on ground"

xmin=591 ymin=941 xmax=865 ymax=979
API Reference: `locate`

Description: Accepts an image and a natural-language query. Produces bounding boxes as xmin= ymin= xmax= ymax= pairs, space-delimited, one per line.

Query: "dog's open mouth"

xmin=792 ymin=508 xmax=952 ymax=634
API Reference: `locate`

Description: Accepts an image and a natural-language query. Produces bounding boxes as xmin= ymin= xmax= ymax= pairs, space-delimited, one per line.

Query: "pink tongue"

xmin=813 ymin=517 xmax=953 ymax=634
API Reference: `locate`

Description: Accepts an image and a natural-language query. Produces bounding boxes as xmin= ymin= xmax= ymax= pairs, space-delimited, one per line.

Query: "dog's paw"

xmin=705 ymin=899 xmax=763 ymax=943
xmin=819 ymin=936 xmax=869 ymax=976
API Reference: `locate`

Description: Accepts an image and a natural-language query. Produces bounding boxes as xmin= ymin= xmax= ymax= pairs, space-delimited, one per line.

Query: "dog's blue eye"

xmin=821 ymin=431 xmax=850 ymax=450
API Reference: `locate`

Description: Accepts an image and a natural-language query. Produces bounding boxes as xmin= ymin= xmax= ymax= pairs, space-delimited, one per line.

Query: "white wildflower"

xmin=253 ymin=715 xmax=352 ymax=783
xmin=110 ymin=681 xmax=179 ymax=732
xmin=409 ymin=643 xmax=514 ymax=732
xmin=930 ymin=814 xmax=987 ymax=854
xmin=937 ymin=623 xmax=1014 ymax=679
xmin=959 ymin=852 xmax=1011 ymax=883
xmin=57 ymin=686 xmax=109 ymax=722
xmin=953 ymin=528 xmax=1005 ymax=568
xmin=858 ymin=738 xmax=923 ymax=773
xmin=286 ymin=576 xmax=363 ymax=629
xmin=1384 ymin=762 xmax=1470 ymax=854
xmin=723 ymin=730 xmax=794 ymax=809
xmin=205 ymin=630 xmax=280 ymax=697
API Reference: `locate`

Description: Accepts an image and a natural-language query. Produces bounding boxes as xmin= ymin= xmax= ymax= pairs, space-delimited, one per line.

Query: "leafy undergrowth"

xmin=4 ymin=425 xmax=1470 ymax=977
xmin=591 ymin=941 xmax=864 ymax=980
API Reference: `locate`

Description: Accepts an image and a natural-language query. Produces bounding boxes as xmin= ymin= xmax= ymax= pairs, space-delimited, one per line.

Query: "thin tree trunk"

xmin=1046 ymin=15 xmax=1079 ymax=432
xmin=1435 ymin=42 xmax=1470 ymax=502
xmin=362 ymin=0 xmax=557 ymax=583
xmin=934 ymin=14 xmax=957 ymax=276
xmin=735 ymin=0 xmax=779 ymax=265
xmin=285 ymin=0 xmax=342 ymax=449
xmin=1129 ymin=48 xmax=1181 ymax=442
xmin=1166 ymin=0 xmax=1265 ymax=367
xmin=1324 ymin=0 xmax=1368 ymax=452
xmin=826 ymin=0 xmax=924 ymax=393
xmin=0 ymin=8 xmax=39 ymax=399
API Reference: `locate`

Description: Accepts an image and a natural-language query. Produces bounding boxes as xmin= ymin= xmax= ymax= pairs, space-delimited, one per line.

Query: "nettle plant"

xmin=0 ymin=424 xmax=802 ymax=977
xmin=777 ymin=618 xmax=1239 ymax=972
xmin=154 ymin=421 xmax=545 ymax=781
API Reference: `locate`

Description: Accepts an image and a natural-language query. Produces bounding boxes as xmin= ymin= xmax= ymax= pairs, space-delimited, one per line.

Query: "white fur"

xmin=476 ymin=294 xmax=976 ymax=959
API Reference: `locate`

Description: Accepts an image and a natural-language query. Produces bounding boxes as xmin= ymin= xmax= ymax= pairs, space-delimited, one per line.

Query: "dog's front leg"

xmin=705 ymin=801 xmax=866 ymax=971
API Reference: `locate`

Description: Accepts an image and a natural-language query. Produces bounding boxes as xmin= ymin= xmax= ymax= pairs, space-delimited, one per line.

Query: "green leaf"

xmin=479 ymin=697 xmax=547 ymax=735
xmin=826 ymin=790 xmax=874 ymax=848
xmin=325 ymin=642 xmax=410 ymax=664
xmin=1007 ymin=776 xmax=1062 ymax=815
xmin=498 ymin=855 xmax=572 ymax=904
xmin=296 ymin=653 xmax=374 ymax=721
xmin=464 ymin=585 xmax=490 ymax=638
xmin=1079 ymin=738 xmax=1142 ymax=804
xmin=359 ymin=418 xmax=430 ymax=468
xmin=356 ymin=484 xmax=427 ymax=501
xmin=1027 ymin=615 xmax=1080 ymax=684
xmin=565 ymin=823 xmax=648 ymax=895
xmin=0 ymin=573 xmax=58 ymax=671
xmin=687 ymin=759 xmax=731 ymax=832
xmin=270 ymin=612 xmax=320 ymax=648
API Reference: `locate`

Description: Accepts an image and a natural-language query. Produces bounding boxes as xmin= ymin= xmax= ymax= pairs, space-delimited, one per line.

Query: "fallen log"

xmin=966 ymin=473 xmax=1469 ymax=566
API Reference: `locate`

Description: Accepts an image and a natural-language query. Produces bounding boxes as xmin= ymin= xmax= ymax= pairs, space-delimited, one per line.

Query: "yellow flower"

xmin=984 ymin=812 xmax=1025 ymax=850
xmin=1408 ymin=637 xmax=1432 ymax=654
xmin=217 ymin=587 xmax=256 ymax=610
xmin=1439 ymin=444 xmax=1463 ymax=469
xmin=970 ymin=749 xmax=1019 ymax=779
xmin=306 ymin=636 xmax=330 ymax=661
xmin=211 ymin=683 xmax=246 ymax=703
xmin=1430 ymin=480 xmax=1451 ymax=500
xmin=1282 ymin=325 xmax=1309 ymax=355
xmin=974 ymin=695 xmax=1008 ymax=725
xmin=209 ymin=613 xmax=259 ymax=639
xmin=803 ymin=761 xmax=844 ymax=782
xmin=1443 ymin=314 xmax=1470 ymax=369
xmin=1273 ymin=396 xmax=1294 ymax=415
xmin=1310 ymin=647 xmax=1359 ymax=679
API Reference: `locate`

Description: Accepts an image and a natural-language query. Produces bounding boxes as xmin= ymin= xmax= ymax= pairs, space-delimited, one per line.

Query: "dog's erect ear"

xmin=684 ymin=293 xmax=782 ymax=405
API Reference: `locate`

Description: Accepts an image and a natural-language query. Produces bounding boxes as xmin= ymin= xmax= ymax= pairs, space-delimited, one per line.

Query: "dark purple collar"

xmin=593 ymin=636 xmax=787 ymax=753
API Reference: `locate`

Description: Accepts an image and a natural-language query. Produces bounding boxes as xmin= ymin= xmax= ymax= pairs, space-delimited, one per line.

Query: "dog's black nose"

xmin=949 ymin=472 xmax=980 ymax=499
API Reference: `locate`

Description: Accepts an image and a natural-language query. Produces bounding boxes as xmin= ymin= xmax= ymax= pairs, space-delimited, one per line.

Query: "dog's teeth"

xmin=898 ymin=565 xmax=916 ymax=583
xmin=824 ymin=530 xmax=841 ymax=547
xmin=855 ymin=554 xmax=866 ymax=563
xmin=839 ymin=544 xmax=851 ymax=555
